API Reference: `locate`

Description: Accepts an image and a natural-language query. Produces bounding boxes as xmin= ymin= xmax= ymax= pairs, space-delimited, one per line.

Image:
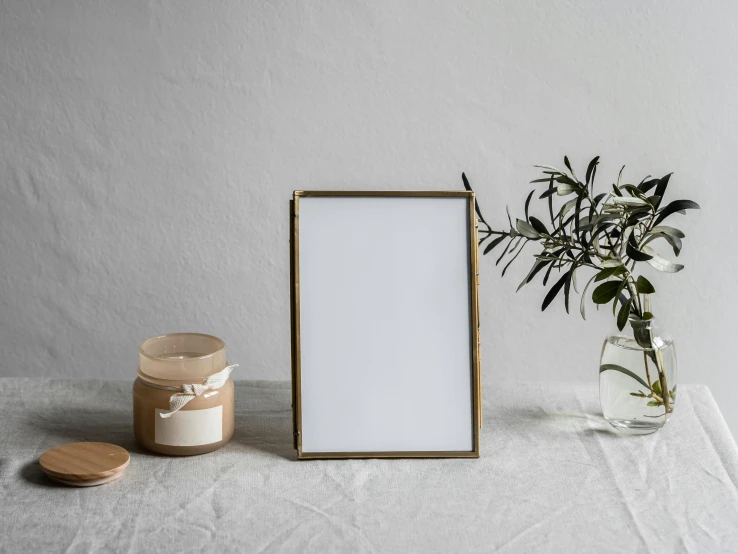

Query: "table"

xmin=0 ymin=379 xmax=736 ymax=553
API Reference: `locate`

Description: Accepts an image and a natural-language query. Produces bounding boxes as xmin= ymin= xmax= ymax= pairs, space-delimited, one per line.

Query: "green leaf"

xmin=564 ymin=156 xmax=580 ymax=182
xmin=653 ymin=173 xmax=672 ymax=209
xmin=463 ymin=173 xmax=490 ymax=227
xmin=600 ymin=259 xmax=624 ymax=268
xmin=635 ymin=275 xmax=656 ymax=294
xmin=574 ymin=195 xmax=583 ymax=240
xmin=539 ymin=248 xmax=564 ymax=285
xmin=515 ymin=219 xmax=541 ymax=240
xmin=483 ymin=235 xmax=506 ymax=255
xmin=651 ymin=225 xmax=685 ymax=239
xmin=524 ymin=190 xmax=535 ymax=221
xmin=496 ymin=236 xmax=517 ymax=265
xmin=652 ymin=379 xmax=662 ymax=396
xmin=533 ymin=164 xmax=564 ymax=174
xmin=557 ymin=198 xmax=578 ymax=221
xmin=528 ymin=216 xmax=549 ymax=235
xmin=563 ymin=266 xmax=575 ymax=314
xmin=571 ymin=265 xmax=580 ymax=293
xmin=592 ymin=281 xmax=621 ymax=304
xmin=638 ymin=178 xmax=659 ymax=193
xmin=516 ymin=258 xmax=552 ymax=292
xmin=617 ymin=297 xmax=633 ymax=331
xmin=599 ymin=364 xmax=650 ymax=390
xmin=595 ymin=266 xmax=625 ymax=282
xmin=590 ymin=220 xmax=616 ymax=242
xmin=579 ymin=273 xmax=598 ymax=320
xmin=542 ymin=260 xmax=556 ymax=286
xmin=646 ymin=195 xmax=661 ymax=208
xmin=539 ymin=187 xmax=558 ymax=199
xmin=612 ymin=279 xmax=628 ymax=316
xmin=653 ymin=199 xmax=701 ymax=226
xmin=642 ymin=311 xmax=654 ymax=320
xmin=462 ymin=172 xmax=472 ymax=191
xmin=641 ymin=245 xmax=684 ymax=273
xmin=620 ymin=184 xmax=643 ymax=197
xmin=542 ymin=272 xmax=569 ymax=311
xmin=617 ymin=226 xmax=633 ymax=256
xmin=501 ymin=240 xmax=528 ymax=277
xmin=626 ymin=235 xmax=653 ymax=261
xmin=643 ymin=231 xmax=682 ymax=257
xmin=611 ymin=196 xmax=648 ymax=207
xmin=557 ymin=183 xmax=577 ymax=196
xmin=647 ymin=400 xmax=662 ymax=407
xmin=589 ymin=164 xmax=598 ymax=194
xmin=585 ymin=156 xmax=600 ymax=185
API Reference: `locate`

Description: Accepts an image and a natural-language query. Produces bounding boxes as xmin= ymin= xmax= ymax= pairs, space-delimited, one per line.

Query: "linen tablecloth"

xmin=0 ymin=379 xmax=736 ymax=553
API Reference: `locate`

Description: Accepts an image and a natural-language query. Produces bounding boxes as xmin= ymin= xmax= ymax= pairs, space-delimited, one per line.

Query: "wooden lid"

xmin=39 ymin=442 xmax=130 ymax=485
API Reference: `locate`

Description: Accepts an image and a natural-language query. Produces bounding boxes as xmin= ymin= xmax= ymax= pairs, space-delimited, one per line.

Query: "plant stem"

xmin=624 ymin=277 xmax=643 ymax=317
xmin=655 ymin=347 xmax=671 ymax=417
xmin=633 ymin=319 xmax=671 ymax=418
xmin=642 ymin=351 xmax=653 ymax=395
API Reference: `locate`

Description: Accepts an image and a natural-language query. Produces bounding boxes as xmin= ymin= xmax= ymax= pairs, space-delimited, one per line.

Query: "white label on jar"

xmin=155 ymin=406 xmax=223 ymax=447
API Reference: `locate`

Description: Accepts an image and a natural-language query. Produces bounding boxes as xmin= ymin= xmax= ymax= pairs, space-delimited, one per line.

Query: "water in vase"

xmin=600 ymin=333 xmax=677 ymax=435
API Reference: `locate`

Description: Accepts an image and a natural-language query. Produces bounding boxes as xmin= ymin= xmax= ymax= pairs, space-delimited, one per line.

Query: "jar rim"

xmin=139 ymin=332 xmax=225 ymax=362
xmin=136 ymin=365 xmax=232 ymax=386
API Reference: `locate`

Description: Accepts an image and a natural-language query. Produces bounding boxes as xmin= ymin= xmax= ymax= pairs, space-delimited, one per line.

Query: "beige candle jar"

xmin=133 ymin=333 xmax=235 ymax=456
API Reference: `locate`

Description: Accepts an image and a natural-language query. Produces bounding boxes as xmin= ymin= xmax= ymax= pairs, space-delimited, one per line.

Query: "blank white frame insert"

xmin=290 ymin=191 xmax=480 ymax=459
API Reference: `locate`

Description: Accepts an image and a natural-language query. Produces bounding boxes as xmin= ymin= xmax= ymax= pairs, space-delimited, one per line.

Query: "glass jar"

xmin=599 ymin=317 xmax=677 ymax=435
xmin=133 ymin=333 xmax=235 ymax=455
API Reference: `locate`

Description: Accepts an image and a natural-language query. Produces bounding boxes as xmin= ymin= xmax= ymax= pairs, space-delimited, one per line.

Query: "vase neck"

xmin=629 ymin=316 xmax=655 ymax=331
xmin=629 ymin=317 xmax=657 ymax=349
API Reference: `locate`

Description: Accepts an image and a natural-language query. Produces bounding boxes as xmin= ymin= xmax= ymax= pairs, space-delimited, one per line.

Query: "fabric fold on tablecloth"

xmin=0 ymin=379 xmax=736 ymax=553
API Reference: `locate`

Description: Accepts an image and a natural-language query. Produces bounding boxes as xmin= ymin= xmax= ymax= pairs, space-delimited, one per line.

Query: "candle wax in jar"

xmin=158 ymin=352 xmax=204 ymax=360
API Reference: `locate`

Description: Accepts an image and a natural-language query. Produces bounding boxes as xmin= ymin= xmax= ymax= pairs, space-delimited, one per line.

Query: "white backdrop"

xmin=1 ymin=1 xmax=736 ymax=437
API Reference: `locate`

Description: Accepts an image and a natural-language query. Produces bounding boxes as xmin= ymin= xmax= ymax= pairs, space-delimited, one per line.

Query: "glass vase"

xmin=599 ymin=317 xmax=677 ymax=434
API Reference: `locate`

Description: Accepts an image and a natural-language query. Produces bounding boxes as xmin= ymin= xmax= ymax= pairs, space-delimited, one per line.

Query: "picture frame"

xmin=290 ymin=191 xmax=481 ymax=459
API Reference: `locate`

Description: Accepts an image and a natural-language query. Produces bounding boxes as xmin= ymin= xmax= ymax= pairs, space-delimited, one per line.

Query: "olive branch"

xmin=464 ymin=156 xmax=700 ymax=417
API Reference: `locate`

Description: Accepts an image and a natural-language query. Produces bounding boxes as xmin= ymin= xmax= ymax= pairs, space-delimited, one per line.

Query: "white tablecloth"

xmin=0 ymin=379 xmax=736 ymax=553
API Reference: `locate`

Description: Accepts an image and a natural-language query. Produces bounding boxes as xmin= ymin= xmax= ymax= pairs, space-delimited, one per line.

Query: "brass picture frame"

xmin=290 ymin=191 xmax=481 ymax=459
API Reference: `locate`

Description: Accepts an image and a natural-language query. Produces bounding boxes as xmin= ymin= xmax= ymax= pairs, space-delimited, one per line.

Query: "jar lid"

xmin=139 ymin=333 xmax=226 ymax=382
xmin=39 ymin=442 xmax=130 ymax=487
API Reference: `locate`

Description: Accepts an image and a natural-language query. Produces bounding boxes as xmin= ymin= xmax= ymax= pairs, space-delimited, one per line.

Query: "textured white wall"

xmin=1 ymin=1 xmax=736 ymax=436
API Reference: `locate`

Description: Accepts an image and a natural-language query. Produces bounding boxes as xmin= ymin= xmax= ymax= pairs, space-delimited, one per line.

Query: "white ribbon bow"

xmin=158 ymin=364 xmax=237 ymax=418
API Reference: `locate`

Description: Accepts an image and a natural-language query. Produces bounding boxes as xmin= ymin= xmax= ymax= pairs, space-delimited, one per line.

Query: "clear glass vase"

xmin=599 ymin=317 xmax=677 ymax=435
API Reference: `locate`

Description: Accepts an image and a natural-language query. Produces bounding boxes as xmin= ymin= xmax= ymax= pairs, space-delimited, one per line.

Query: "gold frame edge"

xmin=290 ymin=190 xmax=481 ymax=460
